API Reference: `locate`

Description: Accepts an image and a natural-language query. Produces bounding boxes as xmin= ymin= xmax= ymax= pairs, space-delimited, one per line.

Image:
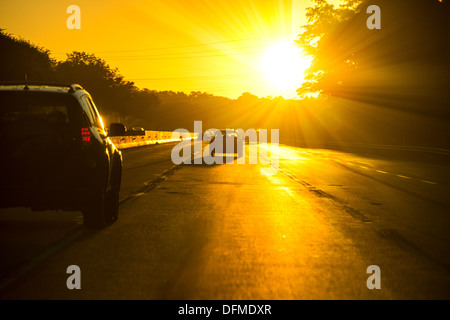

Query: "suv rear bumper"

xmin=0 ymin=186 xmax=96 ymax=212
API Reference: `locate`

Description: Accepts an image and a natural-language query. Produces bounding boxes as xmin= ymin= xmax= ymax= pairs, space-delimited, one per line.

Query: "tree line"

xmin=0 ymin=29 xmax=302 ymax=131
xmin=297 ymin=0 xmax=450 ymax=119
xmin=1 ymin=0 xmax=449 ymax=149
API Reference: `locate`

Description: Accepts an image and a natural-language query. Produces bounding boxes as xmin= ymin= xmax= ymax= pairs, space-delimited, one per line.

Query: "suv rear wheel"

xmin=83 ymin=180 xmax=119 ymax=229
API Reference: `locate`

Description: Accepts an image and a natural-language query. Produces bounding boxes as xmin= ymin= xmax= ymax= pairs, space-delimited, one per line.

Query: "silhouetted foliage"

xmin=1 ymin=24 xmax=449 ymax=149
xmin=55 ymin=52 xmax=150 ymax=119
xmin=0 ymin=31 xmax=160 ymax=127
xmin=0 ymin=29 xmax=56 ymax=81
xmin=296 ymin=0 xmax=450 ymax=118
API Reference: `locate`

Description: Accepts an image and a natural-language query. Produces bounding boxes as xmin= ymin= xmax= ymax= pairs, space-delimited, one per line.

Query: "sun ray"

xmin=260 ymin=41 xmax=312 ymax=99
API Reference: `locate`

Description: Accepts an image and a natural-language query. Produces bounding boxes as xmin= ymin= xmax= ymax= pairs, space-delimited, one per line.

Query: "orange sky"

xmin=0 ymin=0 xmax=341 ymax=99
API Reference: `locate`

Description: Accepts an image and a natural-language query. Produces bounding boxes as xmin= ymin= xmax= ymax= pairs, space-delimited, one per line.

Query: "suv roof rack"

xmin=68 ymin=84 xmax=84 ymax=93
xmin=0 ymin=82 xmax=84 ymax=93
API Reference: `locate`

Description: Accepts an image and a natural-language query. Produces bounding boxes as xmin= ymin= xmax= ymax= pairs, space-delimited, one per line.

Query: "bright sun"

xmin=261 ymin=42 xmax=311 ymax=98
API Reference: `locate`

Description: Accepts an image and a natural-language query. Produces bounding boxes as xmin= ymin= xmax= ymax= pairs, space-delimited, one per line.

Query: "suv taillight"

xmin=81 ymin=127 xmax=91 ymax=142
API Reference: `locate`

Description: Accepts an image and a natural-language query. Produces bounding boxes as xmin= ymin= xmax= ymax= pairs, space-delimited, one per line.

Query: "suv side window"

xmin=80 ymin=95 xmax=96 ymax=126
xmin=86 ymin=96 xmax=104 ymax=130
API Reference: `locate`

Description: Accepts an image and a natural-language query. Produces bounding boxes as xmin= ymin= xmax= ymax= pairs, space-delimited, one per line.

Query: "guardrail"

xmin=110 ymin=130 xmax=195 ymax=149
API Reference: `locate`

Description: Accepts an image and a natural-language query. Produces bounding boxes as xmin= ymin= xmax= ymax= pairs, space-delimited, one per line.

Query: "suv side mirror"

xmin=109 ymin=123 xmax=126 ymax=136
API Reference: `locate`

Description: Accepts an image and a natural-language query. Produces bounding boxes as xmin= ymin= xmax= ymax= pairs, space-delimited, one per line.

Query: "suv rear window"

xmin=0 ymin=91 xmax=78 ymax=125
xmin=0 ymin=91 xmax=84 ymax=152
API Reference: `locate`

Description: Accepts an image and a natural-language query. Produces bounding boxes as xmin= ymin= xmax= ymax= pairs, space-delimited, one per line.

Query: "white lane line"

xmin=0 ymin=226 xmax=86 ymax=293
xmin=421 ymin=180 xmax=438 ymax=185
xmin=281 ymin=186 xmax=295 ymax=197
xmin=73 ymin=216 xmax=84 ymax=225
xmin=293 ymin=148 xmax=440 ymax=187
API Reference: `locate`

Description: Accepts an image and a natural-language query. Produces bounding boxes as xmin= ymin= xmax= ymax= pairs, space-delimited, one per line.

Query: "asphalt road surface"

xmin=1 ymin=141 xmax=449 ymax=299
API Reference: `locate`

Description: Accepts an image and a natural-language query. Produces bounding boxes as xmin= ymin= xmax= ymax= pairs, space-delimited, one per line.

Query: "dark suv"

xmin=0 ymin=83 xmax=123 ymax=229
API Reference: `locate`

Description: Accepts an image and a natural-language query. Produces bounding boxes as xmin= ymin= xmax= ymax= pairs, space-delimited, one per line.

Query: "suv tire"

xmin=83 ymin=183 xmax=118 ymax=229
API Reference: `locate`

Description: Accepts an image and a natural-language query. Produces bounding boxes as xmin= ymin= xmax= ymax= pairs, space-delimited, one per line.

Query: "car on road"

xmin=127 ymin=127 xmax=146 ymax=136
xmin=204 ymin=128 xmax=241 ymax=159
xmin=108 ymin=122 xmax=127 ymax=136
xmin=0 ymin=83 xmax=123 ymax=229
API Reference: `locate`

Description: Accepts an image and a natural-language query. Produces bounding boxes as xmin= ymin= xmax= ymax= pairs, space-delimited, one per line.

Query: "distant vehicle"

xmin=205 ymin=129 xmax=240 ymax=158
xmin=109 ymin=122 xmax=126 ymax=136
xmin=126 ymin=127 xmax=145 ymax=136
xmin=0 ymin=83 xmax=123 ymax=229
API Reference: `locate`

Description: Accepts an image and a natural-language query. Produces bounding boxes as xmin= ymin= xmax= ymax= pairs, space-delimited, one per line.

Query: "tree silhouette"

xmin=55 ymin=52 xmax=135 ymax=115
xmin=0 ymin=29 xmax=55 ymax=82
xmin=2 ymin=24 xmax=449 ymax=148
xmin=296 ymin=0 xmax=450 ymax=117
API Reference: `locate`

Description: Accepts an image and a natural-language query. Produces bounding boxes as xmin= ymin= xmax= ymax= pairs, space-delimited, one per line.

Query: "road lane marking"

xmin=0 ymin=226 xmax=86 ymax=294
xmin=281 ymin=186 xmax=295 ymax=197
xmin=73 ymin=216 xmax=84 ymax=225
xmin=286 ymin=148 xmax=443 ymax=190
xmin=421 ymin=180 xmax=438 ymax=185
xmin=272 ymin=165 xmax=373 ymax=223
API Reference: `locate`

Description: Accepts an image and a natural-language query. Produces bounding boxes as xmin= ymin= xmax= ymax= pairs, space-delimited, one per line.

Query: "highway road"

xmin=0 ymin=141 xmax=449 ymax=299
